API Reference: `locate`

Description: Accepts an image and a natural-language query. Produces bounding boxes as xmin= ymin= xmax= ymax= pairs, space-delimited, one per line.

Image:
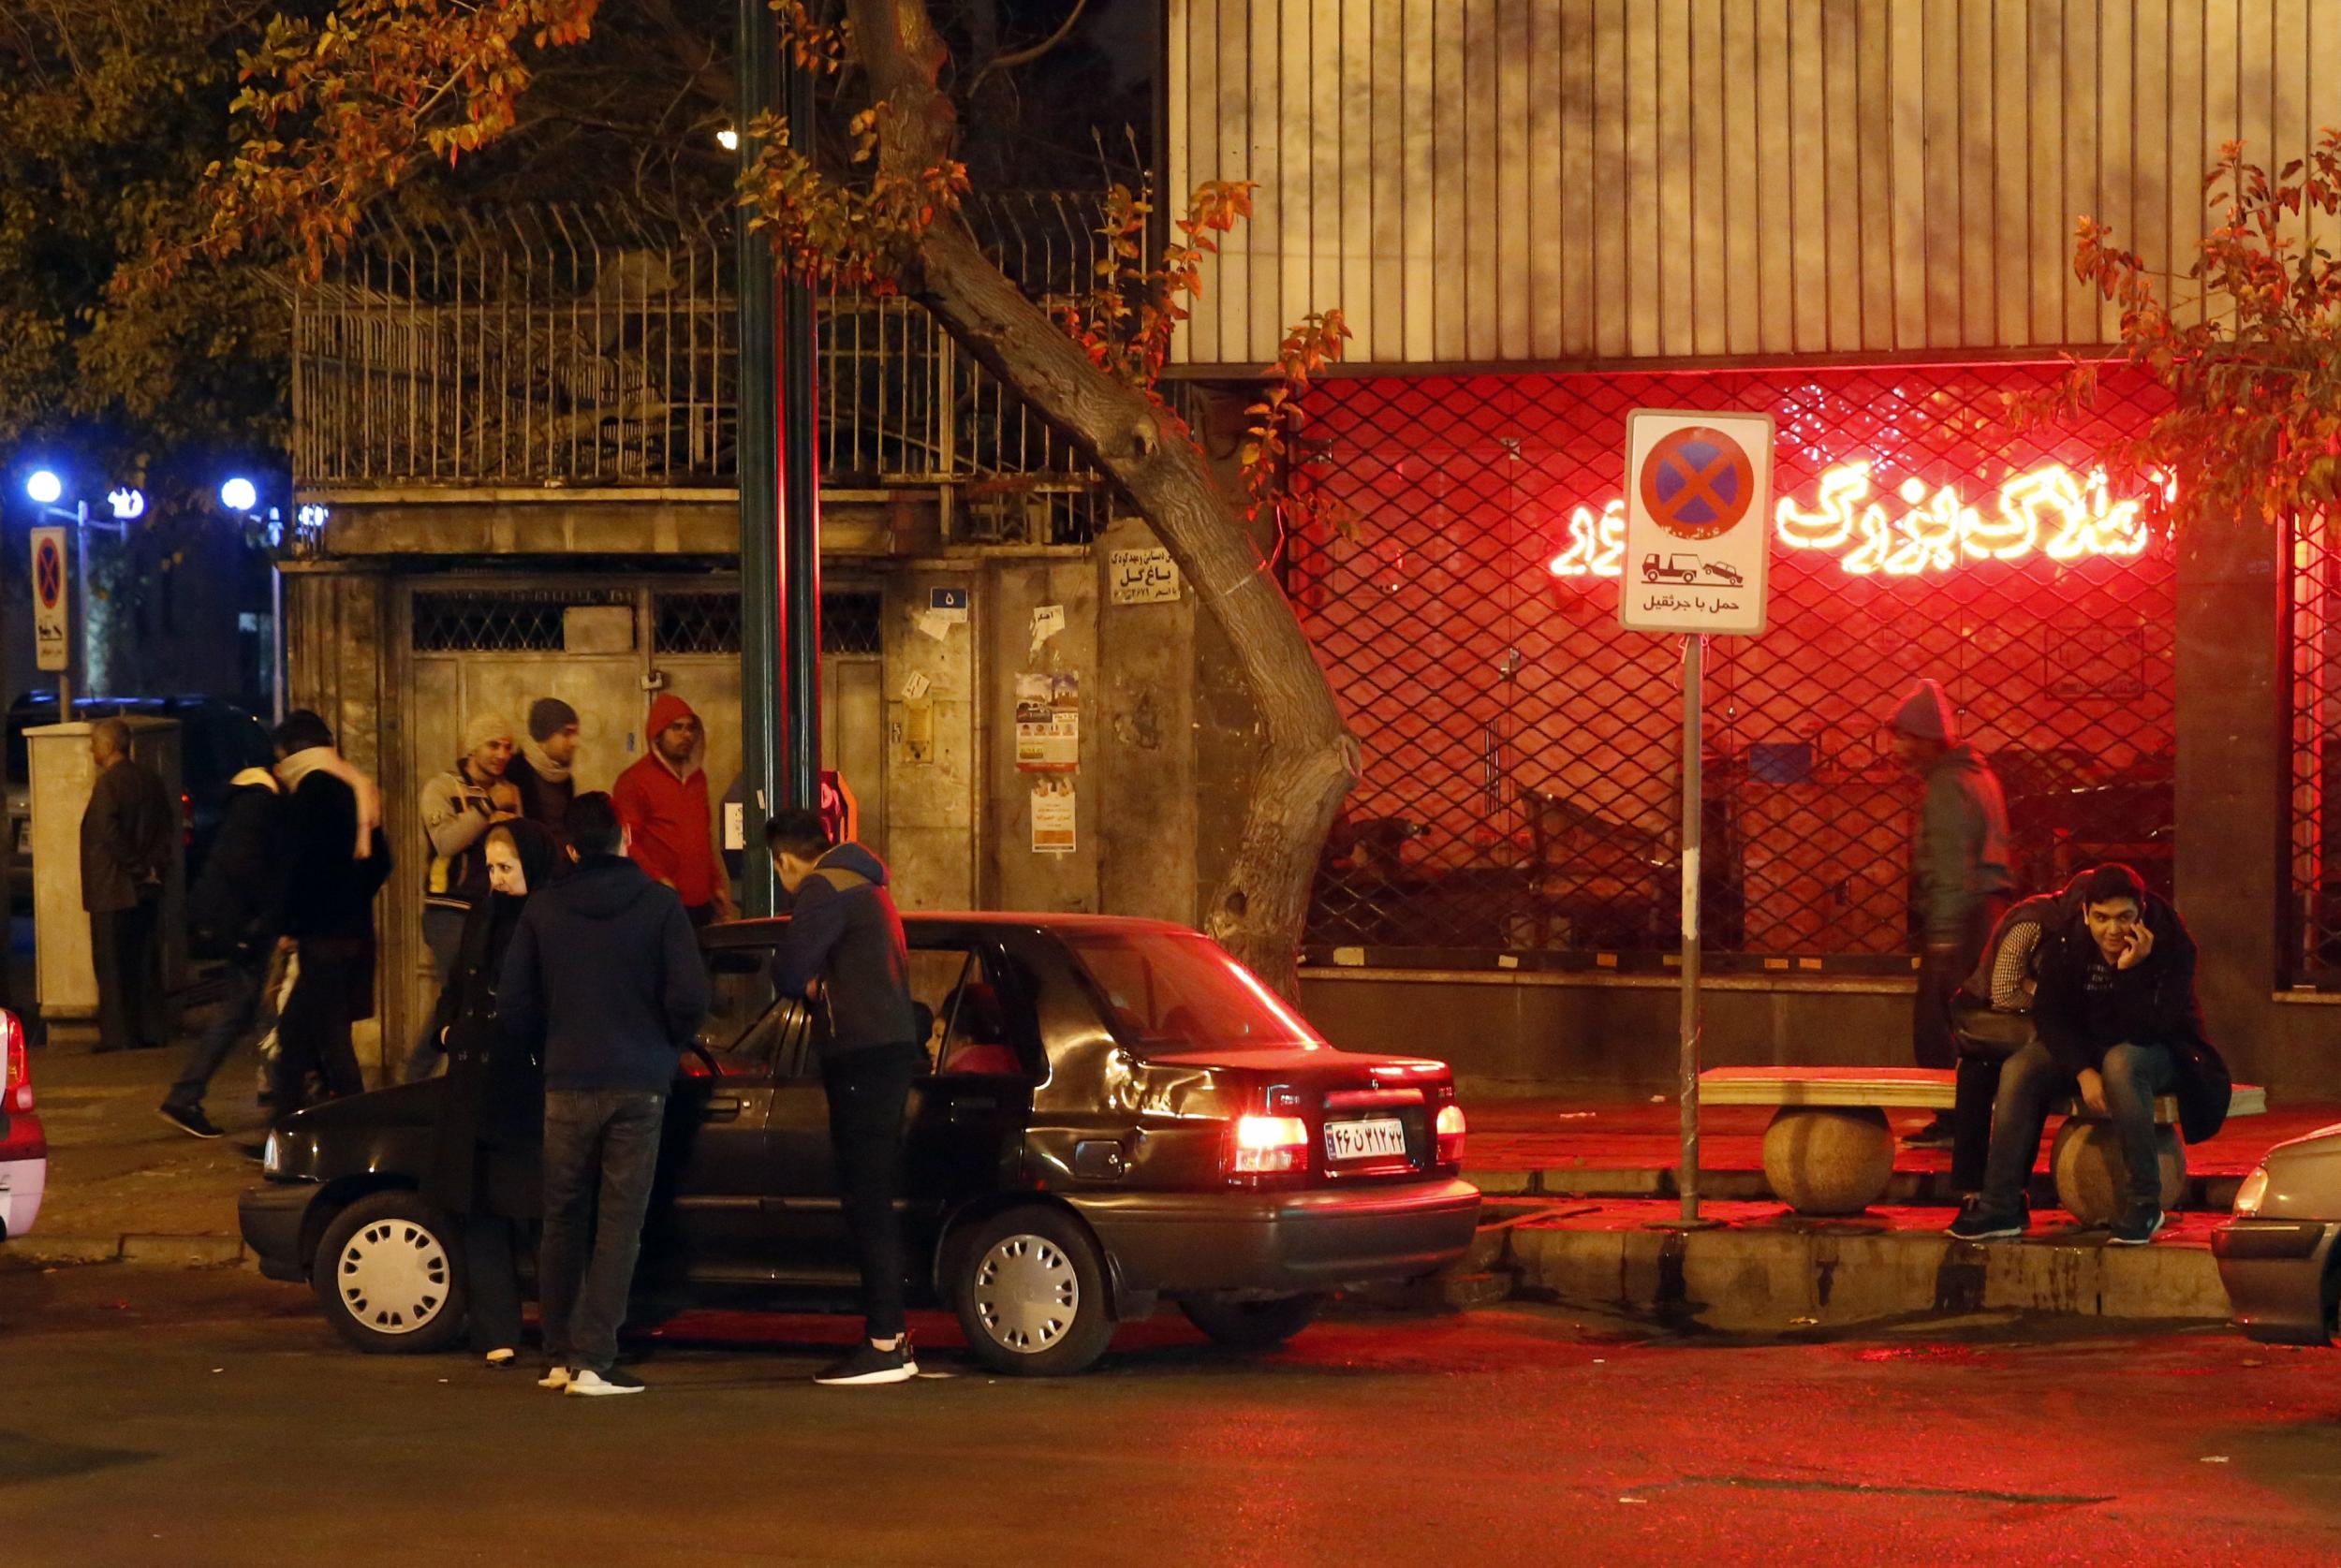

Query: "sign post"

xmin=31 ymin=525 xmax=69 ymax=716
xmin=1618 ymin=410 xmax=1776 ymax=1227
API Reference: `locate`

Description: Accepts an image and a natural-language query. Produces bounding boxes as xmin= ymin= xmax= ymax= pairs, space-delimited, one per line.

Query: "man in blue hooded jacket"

xmin=1887 ymin=679 xmax=2013 ymax=1168
xmin=768 ymin=808 xmax=922 ymax=1387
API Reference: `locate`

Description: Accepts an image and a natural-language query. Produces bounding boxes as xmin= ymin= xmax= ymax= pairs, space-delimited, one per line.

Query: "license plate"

xmin=1324 ymin=1117 xmax=1408 ymax=1162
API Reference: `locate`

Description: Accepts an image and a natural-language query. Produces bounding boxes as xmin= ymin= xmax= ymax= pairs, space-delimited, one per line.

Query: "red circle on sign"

xmin=1639 ymin=425 xmax=1757 ymax=541
xmin=35 ymin=539 xmax=61 ymax=608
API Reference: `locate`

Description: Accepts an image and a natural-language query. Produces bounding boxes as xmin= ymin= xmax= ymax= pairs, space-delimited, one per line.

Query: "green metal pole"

xmin=778 ymin=49 xmax=822 ymax=820
xmin=736 ymin=0 xmax=782 ymax=916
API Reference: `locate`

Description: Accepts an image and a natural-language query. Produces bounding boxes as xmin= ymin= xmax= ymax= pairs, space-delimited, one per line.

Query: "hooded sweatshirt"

xmin=1890 ymin=682 xmax=2013 ymax=945
xmin=613 ymin=693 xmax=722 ymax=908
xmin=770 ymin=843 xmax=920 ymax=1061
xmin=497 ymin=852 xmax=711 ymax=1092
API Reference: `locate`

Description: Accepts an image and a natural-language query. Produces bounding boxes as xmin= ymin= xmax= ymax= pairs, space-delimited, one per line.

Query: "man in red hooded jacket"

xmin=612 ymin=694 xmax=734 ymax=926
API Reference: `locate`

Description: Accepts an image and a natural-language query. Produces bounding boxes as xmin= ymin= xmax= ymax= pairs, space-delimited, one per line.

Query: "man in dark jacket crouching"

xmin=1949 ymin=862 xmax=2231 ymax=1247
xmin=768 ymin=809 xmax=922 ymax=1387
xmin=500 ymin=792 xmax=708 ymax=1397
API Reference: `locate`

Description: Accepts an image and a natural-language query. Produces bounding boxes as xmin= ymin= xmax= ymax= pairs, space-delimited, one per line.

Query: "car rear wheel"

xmin=950 ymin=1206 xmax=1114 ymax=1377
xmin=312 ymin=1191 xmax=467 ymax=1355
xmin=1177 ymin=1293 xmax=1324 ymax=1351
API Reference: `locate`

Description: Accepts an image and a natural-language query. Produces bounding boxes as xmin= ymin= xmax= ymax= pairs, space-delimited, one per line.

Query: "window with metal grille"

xmin=2289 ymin=519 xmax=2341 ymax=987
xmin=650 ymin=589 xmax=885 ymax=656
xmin=824 ymin=590 xmax=883 ymax=655
xmin=654 ymin=592 xmax=743 ymax=655
xmin=412 ymin=590 xmax=633 ymax=652
xmin=1289 ymin=366 xmax=2176 ymax=969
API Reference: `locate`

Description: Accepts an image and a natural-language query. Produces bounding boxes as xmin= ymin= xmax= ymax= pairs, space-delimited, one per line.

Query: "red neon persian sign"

xmin=1548 ymin=461 xmax=2157 ymax=579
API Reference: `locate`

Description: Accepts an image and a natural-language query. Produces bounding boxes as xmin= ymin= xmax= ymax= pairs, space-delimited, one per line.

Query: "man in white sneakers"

xmin=500 ymin=792 xmax=708 ymax=1396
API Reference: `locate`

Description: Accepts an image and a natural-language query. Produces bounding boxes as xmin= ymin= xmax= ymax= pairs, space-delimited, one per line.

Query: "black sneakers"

xmin=1901 ymin=1113 xmax=1956 ymax=1150
xmin=814 ymin=1339 xmax=919 ymax=1386
xmin=157 ymin=1103 xmax=225 ymax=1139
xmin=2109 ymin=1207 xmax=2167 ymax=1246
xmin=566 ymin=1368 xmax=646 ymax=1397
xmin=1946 ymin=1196 xmax=2028 ymax=1241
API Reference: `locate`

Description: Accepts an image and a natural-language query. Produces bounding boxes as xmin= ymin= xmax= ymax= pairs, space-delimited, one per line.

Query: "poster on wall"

xmin=1030 ymin=776 xmax=1076 ymax=854
xmin=1013 ymin=671 xmax=1080 ymax=771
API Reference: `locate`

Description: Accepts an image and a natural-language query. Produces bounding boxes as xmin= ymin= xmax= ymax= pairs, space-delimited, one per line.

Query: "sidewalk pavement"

xmin=7 ymin=1048 xmax=2314 ymax=1335
xmin=6 ymin=1032 xmax=276 ymax=1265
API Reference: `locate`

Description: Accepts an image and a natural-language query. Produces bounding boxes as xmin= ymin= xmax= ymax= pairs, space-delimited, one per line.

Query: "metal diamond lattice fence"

xmin=2289 ymin=517 xmax=2341 ymax=987
xmin=1290 ymin=366 xmax=2176 ymax=969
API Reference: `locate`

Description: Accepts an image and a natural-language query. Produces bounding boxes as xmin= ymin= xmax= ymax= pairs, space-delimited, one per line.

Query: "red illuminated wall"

xmin=1293 ymin=365 xmax=2175 ymax=961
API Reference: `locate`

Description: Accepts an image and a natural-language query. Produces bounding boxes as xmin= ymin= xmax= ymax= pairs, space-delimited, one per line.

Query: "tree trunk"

xmin=850 ymin=0 xmax=1359 ymax=994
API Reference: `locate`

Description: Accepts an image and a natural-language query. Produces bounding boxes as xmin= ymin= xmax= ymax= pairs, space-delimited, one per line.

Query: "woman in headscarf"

xmin=423 ymin=817 xmax=565 ymax=1367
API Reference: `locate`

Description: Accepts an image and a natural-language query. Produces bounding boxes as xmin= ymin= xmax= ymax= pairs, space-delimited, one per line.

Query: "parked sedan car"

xmin=0 ymin=1011 xmax=46 ymax=1240
xmin=2213 ymin=1123 xmax=2341 ymax=1346
xmin=241 ymin=914 xmax=1481 ymax=1375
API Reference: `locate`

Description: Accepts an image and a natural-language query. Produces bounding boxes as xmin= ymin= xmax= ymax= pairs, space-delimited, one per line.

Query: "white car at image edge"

xmin=0 ymin=1012 xmax=45 ymax=1238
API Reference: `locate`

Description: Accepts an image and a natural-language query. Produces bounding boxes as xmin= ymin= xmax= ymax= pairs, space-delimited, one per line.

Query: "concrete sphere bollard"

xmin=2050 ymin=1120 xmax=2186 ymax=1226
xmin=1763 ymin=1106 xmax=1894 ymax=1215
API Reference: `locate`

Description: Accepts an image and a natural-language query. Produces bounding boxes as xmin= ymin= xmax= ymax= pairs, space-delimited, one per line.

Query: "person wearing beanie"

xmin=509 ymin=696 xmax=582 ymax=837
xmin=411 ymin=711 xmax=520 ymax=1081
xmin=1886 ymin=678 xmax=2014 ymax=1175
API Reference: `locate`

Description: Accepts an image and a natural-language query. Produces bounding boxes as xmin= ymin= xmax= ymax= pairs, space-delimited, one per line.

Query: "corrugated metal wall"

xmin=1168 ymin=0 xmax=2341 ymax=368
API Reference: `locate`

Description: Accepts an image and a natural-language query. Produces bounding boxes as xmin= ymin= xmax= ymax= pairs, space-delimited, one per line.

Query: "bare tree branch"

xmin=967 ymin=0 xmax=1090 ymax=97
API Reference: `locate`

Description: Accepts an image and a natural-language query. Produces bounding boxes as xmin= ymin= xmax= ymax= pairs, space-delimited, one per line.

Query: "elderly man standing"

xmin=1887 ymin=679 xmax=2014 ymax=1180
xmin=81 ymin=718 xmax=174 ymax=1054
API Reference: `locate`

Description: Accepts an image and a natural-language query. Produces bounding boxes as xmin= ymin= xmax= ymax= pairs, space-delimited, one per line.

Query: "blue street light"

xmin=219 ymin=476 xmax=258 ymax=513
xmin=25 ymin=470 xmax=62 ymax=506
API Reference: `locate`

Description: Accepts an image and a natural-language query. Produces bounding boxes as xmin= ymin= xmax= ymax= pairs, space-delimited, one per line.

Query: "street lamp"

xmin=219 ymin=476 xmax=258 ymax=513
xmin=24 ymin=470 xmax=62 ymax=506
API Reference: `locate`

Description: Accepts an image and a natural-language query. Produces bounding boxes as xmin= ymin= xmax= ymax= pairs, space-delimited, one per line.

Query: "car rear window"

xmin=1061 ymin=930 xmax=1323 ymax=1054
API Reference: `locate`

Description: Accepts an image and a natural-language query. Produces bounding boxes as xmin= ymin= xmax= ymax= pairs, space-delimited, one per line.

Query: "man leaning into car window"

xmin=1948 ymin=863 xmax=2232 ymax=1248
xmin=767 ymin=808 xmax=925 ymax=1388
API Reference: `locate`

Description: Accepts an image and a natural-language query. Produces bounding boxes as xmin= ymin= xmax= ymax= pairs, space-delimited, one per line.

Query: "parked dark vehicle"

xmin=241 ymin=914 xmax=1481 ymax=1376
xmin=7 ymin=693 xmax=273 ymax=911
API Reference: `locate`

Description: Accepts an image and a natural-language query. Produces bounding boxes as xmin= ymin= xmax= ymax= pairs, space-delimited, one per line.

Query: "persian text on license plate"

xmin=1324 ymin=1117 xmax=1407 ymax=1162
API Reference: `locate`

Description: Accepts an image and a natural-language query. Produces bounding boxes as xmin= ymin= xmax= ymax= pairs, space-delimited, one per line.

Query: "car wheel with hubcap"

xmin=1177 ymin=1292 xmax=1324 ymax=1351
xmin=950 ymin=1206 xmax=1113 ymax=1377
xmin=312 ymin=1190 xmax=467 ymax=1355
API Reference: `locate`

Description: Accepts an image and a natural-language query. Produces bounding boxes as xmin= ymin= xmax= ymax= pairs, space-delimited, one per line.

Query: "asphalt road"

xmin=3 ymin=1263 xmax=2339 ymax=1568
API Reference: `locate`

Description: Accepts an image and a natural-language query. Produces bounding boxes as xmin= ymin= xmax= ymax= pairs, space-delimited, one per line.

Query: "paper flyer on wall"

xmin=1030 ymin=777 xmax=1076 ymax=854
xmin=1013 ymin=670 xmax=1080 ymax=771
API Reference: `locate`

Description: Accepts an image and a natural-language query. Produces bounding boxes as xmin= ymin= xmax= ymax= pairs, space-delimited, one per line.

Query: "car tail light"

xmin=3 ymin=1010 xmax=31 ymax=1115
xmin=1229 ymin=1114 xmax=1309 ymax=1175
xmin=1436 ymin=1103 xmax=1466 ymax=1165
xmin=2234 ymin=1166 xmax=2269 ymax=1217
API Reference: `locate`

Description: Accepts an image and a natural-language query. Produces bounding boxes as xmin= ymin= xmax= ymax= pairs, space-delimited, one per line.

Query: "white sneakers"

xmin=537 ymin=1365 xmax=571 ymax=1390
xmin=566 ymin=1368 xmax=647 ymax=1397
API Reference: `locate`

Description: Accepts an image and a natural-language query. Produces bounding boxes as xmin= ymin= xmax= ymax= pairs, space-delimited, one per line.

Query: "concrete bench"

xmin=1696 ymin=1066 xmax=2268 ymax=1220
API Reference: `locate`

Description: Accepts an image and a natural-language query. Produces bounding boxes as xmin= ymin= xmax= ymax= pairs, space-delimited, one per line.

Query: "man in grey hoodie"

xmin=768 ymin=808 xmax=922 ymax=1387
xmin=1888 ymin=679 xmax=2013 ymax=1165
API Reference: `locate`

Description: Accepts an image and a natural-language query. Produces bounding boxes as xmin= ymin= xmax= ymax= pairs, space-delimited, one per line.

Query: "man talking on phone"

xmin=1948 ymin=863 xmax=2231 ymax=1246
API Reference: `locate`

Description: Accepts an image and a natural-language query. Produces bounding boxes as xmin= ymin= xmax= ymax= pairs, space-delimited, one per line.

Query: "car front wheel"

xmin=312 ymin=1190 xmax=467 ymax=1355
xmin=1177 ymin=1293 xmax=1324 ymax=1351
xmin=950 ymin=1206 xmax=1114 ymax=1377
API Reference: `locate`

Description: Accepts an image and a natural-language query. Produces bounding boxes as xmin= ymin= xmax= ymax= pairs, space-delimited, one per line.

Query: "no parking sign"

xmin=1618 ymin=410 xmax=1775 ymax=637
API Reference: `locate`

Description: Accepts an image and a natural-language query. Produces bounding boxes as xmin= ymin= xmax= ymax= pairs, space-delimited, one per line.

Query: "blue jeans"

xmin=166 ymin=948 xmax=273 ymax=1112
xmin=537 ymin=1089 xmax=666 ymax=1375
xmin=1980 ymin=1039 xmax=2178 ymax=1214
